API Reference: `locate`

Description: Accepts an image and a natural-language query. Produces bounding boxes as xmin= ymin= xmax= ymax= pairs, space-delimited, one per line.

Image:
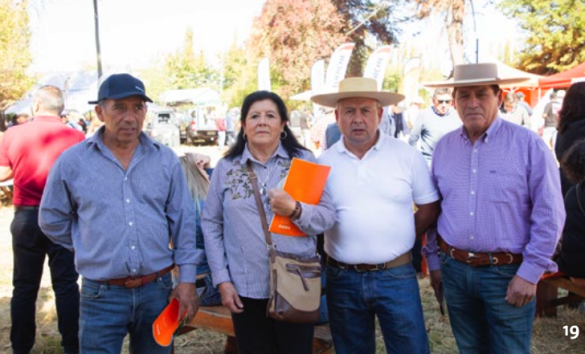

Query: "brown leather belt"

xmin=438 ymin=236 xmax=522 ymax=267
xmin=327 ymin=253 xmax=412 ymax=272
xmin=95 ymin=264 xmax=175 ymax=288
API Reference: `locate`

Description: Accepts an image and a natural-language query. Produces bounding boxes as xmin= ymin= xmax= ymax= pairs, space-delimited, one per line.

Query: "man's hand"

xmin=505 ymin=275 xmax=536 ymax=307
xmin=170 ymin=282 xmax=199 ymax=322
xmin=429 ymin=270 xmax=442 ymax=302
xmin=218 ymin=282 xmax=244 ymax=313
xmin=267 ymin=189 xmax=296 ymax=216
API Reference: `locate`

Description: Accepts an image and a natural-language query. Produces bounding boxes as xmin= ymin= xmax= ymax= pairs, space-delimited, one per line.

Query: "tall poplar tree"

xmin=0 ymin=0 xmax=34 ymax=110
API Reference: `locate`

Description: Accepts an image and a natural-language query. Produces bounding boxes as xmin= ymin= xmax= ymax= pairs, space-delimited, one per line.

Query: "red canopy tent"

xmin=538 ymin=62 xmax=585 ymax=89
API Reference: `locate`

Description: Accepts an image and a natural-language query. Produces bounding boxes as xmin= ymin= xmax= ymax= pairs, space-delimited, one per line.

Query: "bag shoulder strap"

xmin=577 ymin=183 xmax=585 ymax=217
xmin=246 ymin=160 xmax=274 ymax=250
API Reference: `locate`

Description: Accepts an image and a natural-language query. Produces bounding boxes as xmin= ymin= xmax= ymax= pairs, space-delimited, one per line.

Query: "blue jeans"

xmin=196 ymin=274 xmax=222 ymax=307
xmin=80 ymin=274 xmax=174 ymax=354
xmin=440 ymin=252 xmax=535 ymax=354
xmin=11 ymin=208 xmax=79 ymax=354
xmin=326 ymin=263 xmax=429 ymax=354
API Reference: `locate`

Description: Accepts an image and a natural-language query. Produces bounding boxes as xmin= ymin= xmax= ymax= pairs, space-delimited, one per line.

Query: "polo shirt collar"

xmin=33 ymin=115 xmax=61 ymax=123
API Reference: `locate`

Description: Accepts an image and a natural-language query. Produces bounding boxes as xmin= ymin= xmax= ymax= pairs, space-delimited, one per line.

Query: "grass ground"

xmin=1 ymin=144 xmax=583 ymax=353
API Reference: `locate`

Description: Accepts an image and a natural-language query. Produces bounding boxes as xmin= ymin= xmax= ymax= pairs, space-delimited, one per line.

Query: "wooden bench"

xmin=536 ymin=274 xmax=585 ymax=317
xmin=176 ymin=306 xmax=334 ymax=354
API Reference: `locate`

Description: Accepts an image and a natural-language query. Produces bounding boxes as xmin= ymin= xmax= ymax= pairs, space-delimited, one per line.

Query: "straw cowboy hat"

xmin=423 ymin=63 xmax=531 ymax=88
xmin=311 ymin=77 xmax=405 ymax=108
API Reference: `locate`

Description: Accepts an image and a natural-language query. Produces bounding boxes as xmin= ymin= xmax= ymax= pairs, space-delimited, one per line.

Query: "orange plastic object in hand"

xmin=153 ymin=298 xmax=187 ymax=347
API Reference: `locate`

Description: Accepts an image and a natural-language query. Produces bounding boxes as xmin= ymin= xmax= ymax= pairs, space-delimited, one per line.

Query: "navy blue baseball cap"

xmin=89 ymin=73 xmax=153 ymax=104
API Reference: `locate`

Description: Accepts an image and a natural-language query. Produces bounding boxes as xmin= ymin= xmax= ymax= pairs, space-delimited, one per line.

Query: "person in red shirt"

xmin=0 ymin=85 xmax=85 ymax=354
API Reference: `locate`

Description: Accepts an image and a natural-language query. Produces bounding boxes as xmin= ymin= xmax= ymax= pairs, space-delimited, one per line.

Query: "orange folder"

xmin=152 ymin=298 xmax=187 ymax=347
xmin=269 ymin=157 xmax=331 ymax=237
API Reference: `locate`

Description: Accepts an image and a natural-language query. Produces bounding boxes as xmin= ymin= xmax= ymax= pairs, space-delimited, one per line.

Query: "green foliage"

xmin=221 ymin=39 xmax=257 ymax=109
xmin=499 ymin=0 xmax=585 ymax=74
xmin=164 ymin=28 xmax=220 ymax=90
xmin=0 ymin=0 xmax=34 ymax=110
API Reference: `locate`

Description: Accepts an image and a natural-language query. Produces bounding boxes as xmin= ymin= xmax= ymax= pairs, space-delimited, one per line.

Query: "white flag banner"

xmin=324 ymin=43 xmax=355 ymax=90
xmin=311 ymin=60 xmax=325 ymax=93
xmin=258 ymin=57 xmax=271 ymax=91
xmin=364 ymin=45 xmax=393 ymax=91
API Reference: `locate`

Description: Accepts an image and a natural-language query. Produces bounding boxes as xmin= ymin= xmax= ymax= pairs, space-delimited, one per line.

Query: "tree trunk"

xmin=446 ymin=0 xmax=465 ymax=66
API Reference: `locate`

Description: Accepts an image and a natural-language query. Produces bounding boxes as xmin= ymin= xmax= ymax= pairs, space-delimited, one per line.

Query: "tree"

xmin=164 ymin=28 xmax=219 ymax=90
xmin=332 ymin=0 xmax=409 ymax=76
xmin=0 ymin=0 xmax=34 ymax=110
xmin=221 ymin=36 xmax=257 ymax=108
xmin=248 ymin=0 xmax=347 ymax=99
xmin=499 ymin=0 xmax=585 ymax=74
xmin=411 ymin=0 xmax=466 ymax=67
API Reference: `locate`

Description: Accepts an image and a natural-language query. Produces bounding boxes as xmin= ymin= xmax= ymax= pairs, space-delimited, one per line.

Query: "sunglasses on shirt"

xmin=437 ymin=99 xmax=452 ymax=104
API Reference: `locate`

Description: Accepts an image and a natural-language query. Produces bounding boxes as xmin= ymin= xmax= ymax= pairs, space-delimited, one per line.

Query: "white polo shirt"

xmin=318 ymin=133 xmax=439 ymax=264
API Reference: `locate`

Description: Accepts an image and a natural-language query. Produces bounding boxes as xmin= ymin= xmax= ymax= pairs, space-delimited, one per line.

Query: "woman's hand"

xmin=268 ymin=189 xmax=296 ymax=216
xmin=218 ymin=282 xmax=244 ymax=313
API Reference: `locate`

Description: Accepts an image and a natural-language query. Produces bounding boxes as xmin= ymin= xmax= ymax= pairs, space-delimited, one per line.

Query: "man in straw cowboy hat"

xmin=422 ymin=63 xmax=565 ymax=353
xmin=312 ymin=77 xmax=440 ymax=354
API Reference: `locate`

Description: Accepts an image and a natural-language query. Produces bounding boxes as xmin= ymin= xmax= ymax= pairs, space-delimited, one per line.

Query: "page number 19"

xmin=563 ymin=326 xmax=579 ymax=339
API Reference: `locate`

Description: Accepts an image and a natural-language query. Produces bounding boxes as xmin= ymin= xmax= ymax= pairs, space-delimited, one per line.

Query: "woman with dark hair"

xmin=202 ymin=91 xmax=335 ymax=353
xmin=556 ymin=139 xmax=585 ymax=287
xmin=555 ymin=82 xmax=585 ymax=195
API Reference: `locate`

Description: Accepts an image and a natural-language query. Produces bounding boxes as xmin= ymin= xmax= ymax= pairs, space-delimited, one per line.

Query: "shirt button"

xmin=471 ymin=191 xmax=475 ymax=195
xmin=470 ymin=236 xmax=475 ymax=240
xmin=129 ymin=222 xmax=133 ymax=226
xmin=124 ymin=177 xmax=128 ymax=181
xmin=126 ymin=199 xmax=130 ymax=203
xmin=470 ymin=212 xmax=474 ymax=216
xmin=474 ymin=149 xmax=478 ymax=153
xmin=132 ymin=269 xmax=136 ymax=273
xmin=472 ymin=169 xmax=477 ymax=173
xmin=131 ymin=245 xmax=135 ymax=250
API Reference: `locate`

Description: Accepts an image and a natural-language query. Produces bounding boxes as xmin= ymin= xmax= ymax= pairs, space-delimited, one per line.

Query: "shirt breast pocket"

xmin=482 ymin=169 xmax=527 ymax=203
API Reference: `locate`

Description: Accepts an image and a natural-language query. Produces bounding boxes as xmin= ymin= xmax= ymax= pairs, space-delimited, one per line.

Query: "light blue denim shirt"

xmin=39 ymin=127 xmax=202 ymax=283
xmin=202 ymin=143 xmax=335 ymax=299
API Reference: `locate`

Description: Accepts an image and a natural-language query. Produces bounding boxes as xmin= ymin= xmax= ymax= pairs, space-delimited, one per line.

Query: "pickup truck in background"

xmin=144 ymin=108 xmax=181 ymax=148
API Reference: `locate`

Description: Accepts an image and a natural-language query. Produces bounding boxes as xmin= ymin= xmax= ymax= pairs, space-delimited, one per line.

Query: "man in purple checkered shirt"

xmin=422 ymin=63 xmax=565 ymax=354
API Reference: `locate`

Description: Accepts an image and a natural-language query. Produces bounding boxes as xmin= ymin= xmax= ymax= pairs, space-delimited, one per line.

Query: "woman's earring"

xmin=280 ymin=130 xmax=288 ymax=140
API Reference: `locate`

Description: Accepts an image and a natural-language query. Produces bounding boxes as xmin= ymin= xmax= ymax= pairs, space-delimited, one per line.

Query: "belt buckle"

xmin=123 ymin=277 xmax=142 ymax=288
xmin=466 ymin=252 xmax=479 ymax=265
xmin=354 ymin=264 xmax=372 ymax=272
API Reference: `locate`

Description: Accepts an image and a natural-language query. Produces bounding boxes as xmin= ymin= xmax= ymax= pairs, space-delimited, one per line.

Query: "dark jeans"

xmin=231 ymin=297 xmax=314 ymax=354
xmin=11 ymin=208 xmax=80 ymax=354
xmin=440 ymin=253 xmax=535 ymax=353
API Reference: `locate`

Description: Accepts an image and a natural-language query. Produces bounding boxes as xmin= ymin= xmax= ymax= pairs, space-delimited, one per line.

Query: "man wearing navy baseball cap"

xmin=39 ymin=73 xmax=201 ymax=353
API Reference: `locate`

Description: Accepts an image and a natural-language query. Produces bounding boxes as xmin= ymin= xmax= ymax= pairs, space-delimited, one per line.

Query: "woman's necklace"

xmin=254 ymin=165 xmax=271 ymax=195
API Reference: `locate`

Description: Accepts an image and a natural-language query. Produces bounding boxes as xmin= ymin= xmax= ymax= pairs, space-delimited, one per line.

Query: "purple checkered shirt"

xmin=423 ymin=117 xmax=565 ymax=284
